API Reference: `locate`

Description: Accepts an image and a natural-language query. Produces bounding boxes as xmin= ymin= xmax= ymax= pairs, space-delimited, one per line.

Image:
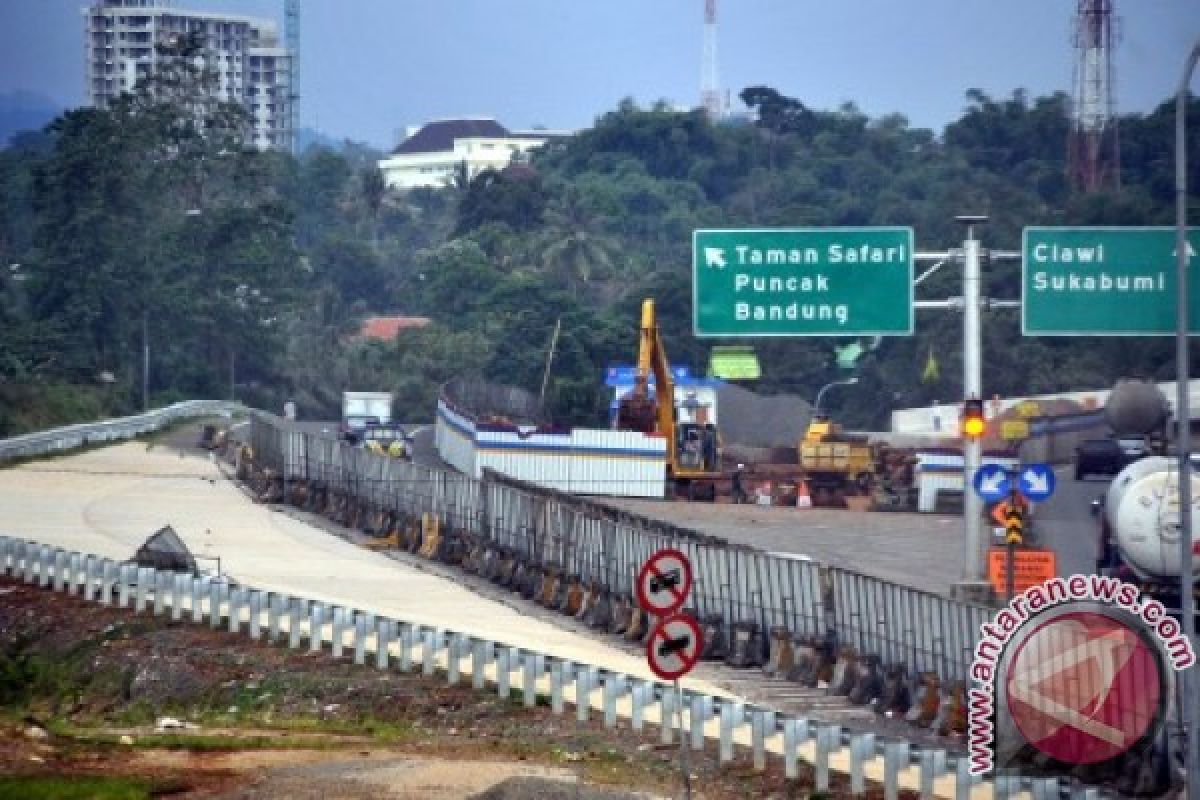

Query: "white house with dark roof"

xmin=377 ymin=118 xmax=570 ymax=190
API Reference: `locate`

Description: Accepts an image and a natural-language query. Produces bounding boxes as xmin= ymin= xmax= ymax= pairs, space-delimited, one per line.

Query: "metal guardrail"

xmin=0 ymin=534 xmax=1104 ymax=800
xmin=0 ymin=401 xmax=243 ymax=463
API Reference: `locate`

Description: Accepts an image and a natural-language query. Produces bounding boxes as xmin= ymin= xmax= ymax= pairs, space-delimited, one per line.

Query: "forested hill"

xmin=0 ymin=77 xmax=1196 ymax=434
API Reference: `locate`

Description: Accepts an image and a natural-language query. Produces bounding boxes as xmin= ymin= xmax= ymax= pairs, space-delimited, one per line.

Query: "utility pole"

xmin=142 ymin=311 xmax=150 ymax=412
xmin=539 ymin=317 xmax=562 ymax=411
xmin=955 ymin=215 xmax=993 ymax=602
xmin=1174 ymin=36 xmax=1199 ymax=800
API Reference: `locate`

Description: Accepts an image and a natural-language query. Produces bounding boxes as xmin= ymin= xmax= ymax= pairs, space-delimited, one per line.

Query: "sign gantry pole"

xmin=1174 ymin=37 xmax=1200 ymax=800
xmin=955 ymin=215 xmax=993 ymax=601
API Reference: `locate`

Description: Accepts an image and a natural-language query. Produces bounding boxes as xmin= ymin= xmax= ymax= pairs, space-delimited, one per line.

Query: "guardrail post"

xmin=398 ymin=624 xmax=414 ymax=672
xmin=815 ymin=725 xmax=839 ymax=792
xmin=603 ymin=674 xmax=627 ymax=728
xmin=691 ymin=695 xmax=713 ymax=751
xmin=39 ymin=545 xmax=53 ymax=587
xmin=752 ymin=710 xmax=774 ymax=771
xmin=719 ymin=701 xmax=743 ymax=764
xmin=884 ymin=742 xmax=909 ymax=800
xmin=522 ymin=652 xmax=539 ymax=707
xmin=954 ymin=756 xmax=978 ymax=800
xmin=207 ymin=580 xmax=220 ymax=627
xmin=1031 ymin=778 xmax=1061 ymax=800
xmin=629 ymin=681 xmax=647 ymax=731
xmin=286 ymin=598 xmax=303 ymax=649
xmin=85 ymin=556 xmax=100 ymax=601
xmin=497 ymin=646 xmax=512 ymax=699
xmin=153 ymin=572 xmax=167 ymax=616
xmin=919 ymin=749 xmax=947 ymax=799
xmin=332 ymin=607 xmax=348 ymax=658
xmin=101 ymin=560 xmax=117 ymax=605
xmin=447 ymin=634 xmax=464 ymax=684
xmin=422 ymin=629 xmax=439 ymax=676
xmin=659 ymin=687 xmax=675 ymax=745
xmin=993 ymin=769 xmax=1020 ymax=800
xmin=20 ymin=542 xmax=33 ymax=584
xmin=309 ymin=603 xmax=326 ymax=652
xmin=136 ymin=567 xmax=153 ymax=612
xmin=228 ymin=588 xmax=244 ymax=633
xmin=354 ymin=612 xmax=371 ymax=665
xmin=850 ymin=732 xmax=876 ymax=795
xmin=66 ymin=553 xmax=82 ymax=596
xmin=783 ymin=718 xmax=809 ymax=779
xmin=268 ymin=595 xmax=283 ymax=641
xmin=53 ymin=549 xmax=67 ymax=591
xmin=375 ymin=619 xmax=392 ymax=668
xmin=171 ymin=574 xmax=185 ymax=620
xmin=551 ymin=661 xmax=568 ymax=714
xmin=249 ymin=591 xmax=264 ymax=639
xmin=472 ymin=639 xmax=493 ymax=690
xmin=576 ymin=666 xmax=596 ymax=722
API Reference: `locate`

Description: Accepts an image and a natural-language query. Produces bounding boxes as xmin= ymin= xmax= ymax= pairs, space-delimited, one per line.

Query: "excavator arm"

xmin=637 ymin=299 xmax=677 ymax=449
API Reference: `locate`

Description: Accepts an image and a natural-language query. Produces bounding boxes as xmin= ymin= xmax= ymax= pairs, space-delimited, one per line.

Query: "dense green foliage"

xmin=0 ymin=73 xmax=1197 ymax=433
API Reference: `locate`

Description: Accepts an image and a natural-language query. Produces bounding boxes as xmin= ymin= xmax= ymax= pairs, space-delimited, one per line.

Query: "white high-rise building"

xmin=83 ymin=0 xmax=293 ymax=151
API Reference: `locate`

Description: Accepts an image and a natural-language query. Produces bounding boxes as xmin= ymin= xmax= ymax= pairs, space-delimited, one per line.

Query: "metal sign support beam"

xmin=1174 ymin=36 xmax=1200 ymax=800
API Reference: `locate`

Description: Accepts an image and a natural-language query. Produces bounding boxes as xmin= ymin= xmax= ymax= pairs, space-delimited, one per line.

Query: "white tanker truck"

xmin=1094 ymin=379 xmax=1199 ymax=609
xmin=1097 ymin=456 xmax=1200 ymax=597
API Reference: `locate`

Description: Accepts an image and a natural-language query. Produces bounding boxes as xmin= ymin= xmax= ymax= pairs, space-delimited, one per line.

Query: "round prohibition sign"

xmin=636 ymin=548 xmax=694 ymax=615
xmin=646 ymin=613 xmax=704 ymax=681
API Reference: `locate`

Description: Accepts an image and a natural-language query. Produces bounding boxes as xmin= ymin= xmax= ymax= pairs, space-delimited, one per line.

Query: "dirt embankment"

xmin=0 ymin=577 xmax=904 ymax=799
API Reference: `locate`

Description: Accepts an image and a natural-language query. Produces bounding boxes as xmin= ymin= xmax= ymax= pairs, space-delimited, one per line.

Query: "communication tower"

xmin=285 ymin=0 xmax=299 ymax=154
xmin=1067 ymin=0 xmax=1120 ymax=192
xmin=701 ymin=0 xmax=722 ymax=120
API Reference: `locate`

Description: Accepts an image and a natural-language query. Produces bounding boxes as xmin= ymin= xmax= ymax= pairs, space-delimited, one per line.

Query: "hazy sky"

xmin=2 ymin=1 xmax=1196 ymax=149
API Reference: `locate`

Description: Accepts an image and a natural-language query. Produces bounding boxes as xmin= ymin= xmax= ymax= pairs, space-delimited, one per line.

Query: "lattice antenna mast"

xmin=1067 ymin=0 xmax=1120 ymax=191
xmin=285 ymin=0 xmax=299 ymax=155
xmin=701 ymin=0 xmax=722 ymax=120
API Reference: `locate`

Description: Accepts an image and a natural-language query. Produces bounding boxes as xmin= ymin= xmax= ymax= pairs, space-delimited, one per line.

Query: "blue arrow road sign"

xmin=972 ymin=464 xmax=1011 ymax=502
xmin=1018 ymin=463 xmax=1057 ymax=502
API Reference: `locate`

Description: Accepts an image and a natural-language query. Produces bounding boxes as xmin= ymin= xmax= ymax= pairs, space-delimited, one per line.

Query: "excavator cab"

xmin=676 ymin=422 xmax=719 ymax=473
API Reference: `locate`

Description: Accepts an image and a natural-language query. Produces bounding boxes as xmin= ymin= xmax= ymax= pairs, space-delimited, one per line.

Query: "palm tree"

xmin=539 ymin=188 xmax=617 ymax=297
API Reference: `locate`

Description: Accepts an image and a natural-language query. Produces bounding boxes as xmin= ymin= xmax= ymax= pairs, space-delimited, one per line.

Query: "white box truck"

xmin=340 ymin=391 xmax=393 ymax=441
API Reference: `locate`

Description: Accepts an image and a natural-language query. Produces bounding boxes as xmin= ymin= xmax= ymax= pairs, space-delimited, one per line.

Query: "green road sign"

xmin=1022 ymin=227 xmax=1200 ymax=335
xmin=692 ymin=228 xmax=914 ymax=337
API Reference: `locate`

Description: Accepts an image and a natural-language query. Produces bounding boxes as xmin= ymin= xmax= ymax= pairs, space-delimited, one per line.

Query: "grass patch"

xmin=0 ymin=775 xmax=158 ymax=800
xmin=61 ymin=730 xmax=344 ymax=752
xmin=244 ymin=714 xmax=418 ymax=744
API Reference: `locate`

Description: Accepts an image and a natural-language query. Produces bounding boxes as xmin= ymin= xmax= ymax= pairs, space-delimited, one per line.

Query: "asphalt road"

xmin=1033 ymin=466 xmax=1107 ymax=579
xmin=270 ymin=418 xmax=1109 ymax=596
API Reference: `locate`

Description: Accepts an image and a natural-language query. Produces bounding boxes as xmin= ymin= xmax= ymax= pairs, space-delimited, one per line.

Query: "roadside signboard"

xmin=636 ymin=549 xmax=694 ymax=616
xmin=646 ymin=613 xmax=704 ymax=681
xmin=1016 ymin=400 xmax=1041 ymax=418
xmin=1017 ymin=463 xmax=1057 ymax=502
xmin=692 ymin=228 xmax=914 ymax=337
xmin=1001 ymin=419 xmax=1030 ymax=441
xmin=973 ymin=464 xmax=1011 ymax=503
xmin=987 ymin=547 xmax=1057 ymax=595
xmin=1022 ymin=227 xmax=1200 ymax=335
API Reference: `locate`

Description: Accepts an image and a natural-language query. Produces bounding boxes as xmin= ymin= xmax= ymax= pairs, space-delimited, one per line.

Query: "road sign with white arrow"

xmin=1017 ymin=463 xmax=1056 ymax=502
xmin=972 ymin=464 xmax=1011 ymax=503
xmin=692 ymin=228 xmax=913 ymax=337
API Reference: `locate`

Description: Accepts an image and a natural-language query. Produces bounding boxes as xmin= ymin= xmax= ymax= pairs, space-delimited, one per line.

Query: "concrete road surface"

xmin=0 ymin=441 xmax=723 ymax=697
xmin=598 ymin=498 xmax=967 ymax=597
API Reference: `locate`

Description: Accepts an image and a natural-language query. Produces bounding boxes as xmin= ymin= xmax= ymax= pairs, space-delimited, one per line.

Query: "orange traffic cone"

xmin=796 ymin=481 xmax=812 ymax=509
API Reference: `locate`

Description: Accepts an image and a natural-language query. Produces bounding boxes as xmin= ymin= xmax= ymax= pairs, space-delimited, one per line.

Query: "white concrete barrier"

xmin=5 ymin=533 xmax=1103 ymax=800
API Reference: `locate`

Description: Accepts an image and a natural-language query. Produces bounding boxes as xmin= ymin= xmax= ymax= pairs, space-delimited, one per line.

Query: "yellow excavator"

xmin=616 ymin=299 xmax=721 ymax=499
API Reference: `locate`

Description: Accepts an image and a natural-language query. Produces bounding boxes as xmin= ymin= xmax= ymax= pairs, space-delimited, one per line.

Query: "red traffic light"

xmin=961 ymin=398 xmax=986 ymax=439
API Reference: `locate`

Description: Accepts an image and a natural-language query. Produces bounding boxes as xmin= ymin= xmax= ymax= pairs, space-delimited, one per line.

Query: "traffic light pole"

xmin=955 ymin=217 xmax=994 ymax=603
